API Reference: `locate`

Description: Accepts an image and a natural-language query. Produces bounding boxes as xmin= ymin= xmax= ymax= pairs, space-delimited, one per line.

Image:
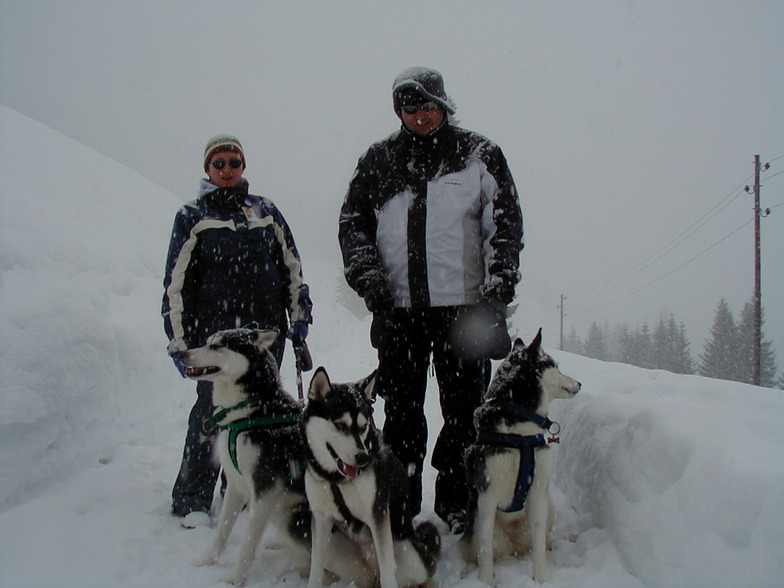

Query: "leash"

xmin=474 ymin=401 xmax=562 ymax=513
xmin=293 ymin=338 xmax=313 ymax=400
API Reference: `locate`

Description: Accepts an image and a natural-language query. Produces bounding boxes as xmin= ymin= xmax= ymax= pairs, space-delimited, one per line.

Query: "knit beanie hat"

xmin=392 ymin=66 xmax=456 ymax=115
xmin=203 ymin=134 xmax=245 ymax=172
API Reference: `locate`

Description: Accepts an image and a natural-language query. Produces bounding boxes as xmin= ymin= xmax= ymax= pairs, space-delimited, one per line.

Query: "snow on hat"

xmin=392 ymin=66 xmax=456 ymax=115
xmin=203 ymin=134 xmax=245 ymax=172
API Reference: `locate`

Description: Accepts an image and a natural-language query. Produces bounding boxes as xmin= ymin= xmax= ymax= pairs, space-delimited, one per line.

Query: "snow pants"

xmin=171 ymin=334 xmax=286 ymax=517
xmin=376 ymin=306 xmax=490 ymax=521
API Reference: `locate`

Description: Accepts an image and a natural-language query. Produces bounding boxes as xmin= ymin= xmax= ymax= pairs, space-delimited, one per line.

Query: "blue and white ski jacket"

xmin=162 ymin=179 xmax=312 ymax=354
xmin=339 ymin=123 xmax=523 ymax=309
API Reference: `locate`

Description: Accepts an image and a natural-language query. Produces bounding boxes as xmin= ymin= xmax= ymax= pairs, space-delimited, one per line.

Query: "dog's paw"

xmin=195 ymin=551 xmax=219 ymax=567
xmin=224 ymin=573 xmax=247 ymax=587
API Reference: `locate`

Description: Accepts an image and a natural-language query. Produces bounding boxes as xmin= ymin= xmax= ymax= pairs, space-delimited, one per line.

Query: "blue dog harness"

xmin=475 ymin=404 xmax=561 ymax=513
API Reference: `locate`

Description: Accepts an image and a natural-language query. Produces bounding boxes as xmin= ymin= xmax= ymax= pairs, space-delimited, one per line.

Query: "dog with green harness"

xmin=180 ymin=327 xmax=370 ymax=587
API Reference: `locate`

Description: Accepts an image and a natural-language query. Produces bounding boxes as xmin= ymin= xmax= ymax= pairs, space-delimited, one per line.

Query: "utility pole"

xmin=559 ymin=294 xmax=565 ymax=351
xmin=752 ymin=155 xmax=762 ymax=385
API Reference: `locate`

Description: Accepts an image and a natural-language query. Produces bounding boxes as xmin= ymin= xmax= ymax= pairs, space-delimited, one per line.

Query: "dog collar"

xmin=505 ymin=402 xmax=561 ymax=436
xmin=202 ymin=399 xmax=258 ymax=433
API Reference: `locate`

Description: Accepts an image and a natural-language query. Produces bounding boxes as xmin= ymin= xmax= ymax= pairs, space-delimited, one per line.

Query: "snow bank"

xmin=551 ymin=355 xmax=784 ymax=587
xmin=0 ymin=106 xmax=782 ymax=587
xmin=0 ymin=105 xmax=183 ymax=509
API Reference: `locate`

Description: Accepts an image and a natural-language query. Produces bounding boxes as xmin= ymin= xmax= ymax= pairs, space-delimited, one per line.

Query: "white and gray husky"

xmin=180 ymin=328 xmax=378 ymax=587
xmin=302 ymin=366 xmax=441 ymax=588
xmin=460 ymin=329 xmax=581 ymax=585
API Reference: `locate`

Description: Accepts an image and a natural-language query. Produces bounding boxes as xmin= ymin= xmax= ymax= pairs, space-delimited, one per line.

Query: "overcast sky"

xmin=2 ymin=0 xmax=782 ymax=366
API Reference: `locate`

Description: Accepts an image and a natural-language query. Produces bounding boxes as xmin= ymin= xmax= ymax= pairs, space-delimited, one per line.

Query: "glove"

xmin=171 ymin=351 xmax=188 ymax=378
xmin=287 ymin=321 xmax=309 ymax=344
xmin=364 ymin=285 xmax=394 ymax=313
xmin=479 ymin=298 xmax=512 ymax=360
xmin=450 ymin=298 xmax=511 ymax=361
xmin=370 ymin=311 xmax=390 ymax=349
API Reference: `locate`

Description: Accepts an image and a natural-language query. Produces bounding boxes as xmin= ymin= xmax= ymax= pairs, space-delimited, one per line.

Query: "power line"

xmin=570 ymin=176 xmax=752 ymax=304
xmin=569 ymin=217 xmax=753 ymax=315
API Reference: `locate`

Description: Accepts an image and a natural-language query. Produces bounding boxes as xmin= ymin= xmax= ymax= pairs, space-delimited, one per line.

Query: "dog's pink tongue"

xmin=343 ymin=463 xmax=360 ymax=478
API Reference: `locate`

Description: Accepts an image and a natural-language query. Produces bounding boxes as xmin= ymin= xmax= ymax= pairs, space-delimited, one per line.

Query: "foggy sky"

xmin=1 ymin=0 xmax=782 ymax=369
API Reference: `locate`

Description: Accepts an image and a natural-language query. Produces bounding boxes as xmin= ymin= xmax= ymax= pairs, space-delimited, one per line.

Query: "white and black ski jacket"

xmin=162 ymin=179 xmax=312 ymax=354
xmin=339 ymin=123 xmax=523 ymax=310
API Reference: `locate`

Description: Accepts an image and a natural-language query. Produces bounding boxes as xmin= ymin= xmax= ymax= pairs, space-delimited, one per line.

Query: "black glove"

xmin=370 ymin=311 xmax=390 ymax=349
xmin=479 ymin=298 xmax=512 ymax=360
xmin=363 ymin=281 xmax=394 ymax=313
xmin=450 ymin=298 xmax=511 ymax=361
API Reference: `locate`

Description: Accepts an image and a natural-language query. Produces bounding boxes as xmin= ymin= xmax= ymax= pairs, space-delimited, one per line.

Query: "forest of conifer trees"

xmin=564 ymin=297 xmax=781 ymax=388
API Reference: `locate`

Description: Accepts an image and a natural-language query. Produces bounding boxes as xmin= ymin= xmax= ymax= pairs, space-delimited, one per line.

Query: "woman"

xmin=162 ymin=134 xmax=312 ymax=527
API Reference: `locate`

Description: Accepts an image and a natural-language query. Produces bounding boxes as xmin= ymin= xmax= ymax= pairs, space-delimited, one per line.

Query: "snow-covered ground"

xmin=1 ymin=105 xmax=782 ymax=587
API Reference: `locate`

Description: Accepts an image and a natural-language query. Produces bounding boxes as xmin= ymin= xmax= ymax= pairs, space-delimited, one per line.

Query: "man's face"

xmin=399 ymin=101 xmax=445 ymax=136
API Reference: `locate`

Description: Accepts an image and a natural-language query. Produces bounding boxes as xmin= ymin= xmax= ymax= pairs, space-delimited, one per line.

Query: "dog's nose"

xmin=355 ymin=452 xmax=370 ymax=467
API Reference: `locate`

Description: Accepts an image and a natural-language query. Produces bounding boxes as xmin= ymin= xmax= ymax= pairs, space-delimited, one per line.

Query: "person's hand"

xmin=364 ymin=287 xmax=394 ymax=313
xmin=171 ymin=351 xmax=188 ymax=378
xmin=370 ymin=311 xmax=390 ymax=349
xmin=287 ymin=321 xmax=309 ymax=344
xmin=479 ymin=297 xmax=511 ymax=360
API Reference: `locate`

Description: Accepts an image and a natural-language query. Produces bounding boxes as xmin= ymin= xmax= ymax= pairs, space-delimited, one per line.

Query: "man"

xmin=339 ymin=67 xmax=523 ymax=532
xmin=162 ymin=134 xmax=312 ymax=527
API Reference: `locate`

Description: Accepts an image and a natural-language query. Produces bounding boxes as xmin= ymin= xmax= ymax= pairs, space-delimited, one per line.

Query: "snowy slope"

xmin=0 ymin=106 xmax=782 ymax=588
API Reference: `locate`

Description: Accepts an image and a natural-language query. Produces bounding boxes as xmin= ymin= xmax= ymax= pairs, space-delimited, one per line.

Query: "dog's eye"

xmin=333 ymin=421 xmax=349 ymax=433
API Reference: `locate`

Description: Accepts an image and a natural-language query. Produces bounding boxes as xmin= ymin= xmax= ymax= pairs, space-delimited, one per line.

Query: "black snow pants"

xmin=376 ymin=306 xmax=489 ymax=521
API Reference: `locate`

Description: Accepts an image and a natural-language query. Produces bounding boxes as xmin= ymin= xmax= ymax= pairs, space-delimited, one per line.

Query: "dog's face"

xmin=304 ymin=367 xmax=379 ymax=479
xmin=489 ymin=328 xmax=581 ymax=409
xmin=180 ymin=328 xmax=279 ymax=384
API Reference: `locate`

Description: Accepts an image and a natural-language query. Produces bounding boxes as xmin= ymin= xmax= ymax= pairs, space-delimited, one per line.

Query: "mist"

xmin=1 ymin=0 xmax=782 ymax=368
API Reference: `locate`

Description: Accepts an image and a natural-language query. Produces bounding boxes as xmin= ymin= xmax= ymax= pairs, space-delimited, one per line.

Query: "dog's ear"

xmin=526 ymin=328 xmax=543 ymax=354
xmin=308 ymin=366 xmax=332 ymax=401
xmin=253 ymin=329 xmax=279 ymax=350
xmin=360 ymin=369 xmax=378 ymax=403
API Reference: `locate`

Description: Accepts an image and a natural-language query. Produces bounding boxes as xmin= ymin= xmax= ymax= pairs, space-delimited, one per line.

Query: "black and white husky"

xmin=179 ymin=327 xmax=310 ymax=586
xmin=302 ymin=367 xmax=441 ymax=588
xmin=460 ymin=329 xmax=581 ymax=585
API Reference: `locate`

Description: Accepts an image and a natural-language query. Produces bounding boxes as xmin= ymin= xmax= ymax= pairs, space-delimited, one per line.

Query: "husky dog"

xmin=179 ymin=327 xmax=310 ymax=586
xmin=460 ymin=329 xmax=581 ymax=585
xmin=303 ymin=367 xmax=441 ymax=588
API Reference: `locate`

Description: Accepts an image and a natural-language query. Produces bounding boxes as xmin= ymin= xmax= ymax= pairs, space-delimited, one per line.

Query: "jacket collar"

xmin=198 ymin=178 xmax=250 ymax=211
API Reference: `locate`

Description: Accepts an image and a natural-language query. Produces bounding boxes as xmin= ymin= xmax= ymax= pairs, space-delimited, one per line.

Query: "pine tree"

xmin=737 ymin=298 xmax=778 ymax=387
xmin=583 ymin=322 xmax=610 ymax=361
xmin=635 ymin=322 xmax=654 ymax=369
xmin=700 ymin=298 xmax=741 ymax=381
xmin=615 ymin=323 xmax=636 ymax=364
xmin=669 ymin=316 xmax=695 ymax=374
xmin=652 ymin=318 xmax=669 ymax=370
xmin=564 ymin=325 xmax=583 ymax=354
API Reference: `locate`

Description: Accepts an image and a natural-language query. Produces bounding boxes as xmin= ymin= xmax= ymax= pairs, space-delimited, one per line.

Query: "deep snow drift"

xmin=1 ymin=106 xmax=782 ymax=587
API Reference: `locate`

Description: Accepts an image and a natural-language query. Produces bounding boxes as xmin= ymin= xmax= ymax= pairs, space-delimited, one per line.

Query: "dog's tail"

xmin=412 ymin=520 xmax=441 ymax=577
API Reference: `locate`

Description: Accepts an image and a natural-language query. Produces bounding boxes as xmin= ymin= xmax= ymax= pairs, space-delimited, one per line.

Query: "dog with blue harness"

xmin=460 ymin=329 xmax=581 ymax=585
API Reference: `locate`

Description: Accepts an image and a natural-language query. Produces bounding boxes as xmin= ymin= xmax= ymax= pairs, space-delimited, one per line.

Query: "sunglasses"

xmin=211 ymin=158 xmax=243 ymax=170
xmin=401 ymin=101 xmax=439 ymax=115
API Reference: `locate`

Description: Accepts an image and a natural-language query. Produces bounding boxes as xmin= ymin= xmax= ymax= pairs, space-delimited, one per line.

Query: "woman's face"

xmin=206 ymin=150 xmax=245 ymax=187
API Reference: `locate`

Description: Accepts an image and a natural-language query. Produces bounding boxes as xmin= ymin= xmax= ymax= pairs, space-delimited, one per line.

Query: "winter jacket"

xmin=339 ymin=122 xmax=523 ymax=310
xmin=162 ymin=179 xmax=312 ymax=353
